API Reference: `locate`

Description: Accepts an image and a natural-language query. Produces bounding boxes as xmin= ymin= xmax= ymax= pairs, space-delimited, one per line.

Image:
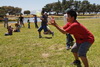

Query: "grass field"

xmin=0 ymin=18 xmax=100 ymax=67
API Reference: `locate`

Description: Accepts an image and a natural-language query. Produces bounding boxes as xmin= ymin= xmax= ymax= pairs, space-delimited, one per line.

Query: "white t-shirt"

xmin=63 ymin=14 xmax=68 ymax=24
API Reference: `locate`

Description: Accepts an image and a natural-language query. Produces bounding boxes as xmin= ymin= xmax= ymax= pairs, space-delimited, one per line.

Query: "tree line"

xmin=43 ymin=0 xmax=100 ymax=15
xmin=0 ymin=6 xmax=22 ymax=16
xmin=0 ymin=0 xmax=100 ymax=17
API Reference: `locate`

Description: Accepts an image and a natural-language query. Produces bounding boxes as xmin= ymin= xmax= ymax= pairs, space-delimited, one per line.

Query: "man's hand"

xmin=48 ymin=16 xmax=57 ymax=26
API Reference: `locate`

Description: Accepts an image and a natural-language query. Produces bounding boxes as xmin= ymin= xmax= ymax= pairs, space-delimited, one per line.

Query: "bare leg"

xmin=73 ymin=52 xmax=79 ymax=60
xmin=22 ymin=23 xmax=25 ymax=27
xmin=80 ymin=56 xmax=89 ymax=67
xmin=38 ymin=31 xmax=42 ymax=38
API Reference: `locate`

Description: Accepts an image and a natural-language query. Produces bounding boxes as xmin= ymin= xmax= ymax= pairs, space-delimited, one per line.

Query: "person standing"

xmin=64 ymin=13 xmax=74 ymax=50
xmin=19 ymin=15 xmax=25 ymax=27
xmin=4 ymin=15 xmax=8 ymax=28
xmin=33 ymin=15 xmax=38 ymax=28
xmin=27 ymin=19 xmax=30 ymax=29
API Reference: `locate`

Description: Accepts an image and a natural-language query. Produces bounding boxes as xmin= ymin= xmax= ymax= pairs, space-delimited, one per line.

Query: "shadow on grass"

xmin=76 ymin=64 xmax=82 ymax=67
xmin=44 ymin=37 xmax=52 ymax=39
xmin=39 ymin=36 xmax=52 ymax=39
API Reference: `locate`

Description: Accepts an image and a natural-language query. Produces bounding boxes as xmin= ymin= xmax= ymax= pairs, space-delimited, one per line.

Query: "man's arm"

xmin=49 ymin=19 xmax=67 ymax=34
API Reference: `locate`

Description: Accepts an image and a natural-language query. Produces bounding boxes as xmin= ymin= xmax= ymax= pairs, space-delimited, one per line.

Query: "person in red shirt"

xmin=49 ymin=9 xmax=94 ymax=67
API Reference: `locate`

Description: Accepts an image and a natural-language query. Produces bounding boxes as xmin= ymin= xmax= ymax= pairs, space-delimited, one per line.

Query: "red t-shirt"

xmin=63 ymin=20 xmax=94 ymax=44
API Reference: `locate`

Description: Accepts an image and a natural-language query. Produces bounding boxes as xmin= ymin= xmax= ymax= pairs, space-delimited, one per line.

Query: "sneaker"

xmin=71 ymin=60 xmax=81 ymax=65
xmin=66 ymin=46 xmax=71 ymax=50
xmin=51 ymin=32 xmax=54 ymax=36
xmin=39 ymin=35 xmax=42 ymax=38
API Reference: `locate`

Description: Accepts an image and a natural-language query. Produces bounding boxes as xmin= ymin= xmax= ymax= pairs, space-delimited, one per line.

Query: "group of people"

xmin=3 ymin=9 xmax=95 ymax=67
xmin=3 ymin=15 xmax=21 ymax=36
xmin=5 ymin=23 xmax=21 ymax=36
xmin=4 ymin=13 xmax=54 ymax=37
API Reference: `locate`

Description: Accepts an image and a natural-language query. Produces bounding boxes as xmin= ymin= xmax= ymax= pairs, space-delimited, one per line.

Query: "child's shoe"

xmin=71 ymin=60 xmax=81 ymax=65
xmin=51 ymin=32 xmax=54 ymax=36
xmin=66 ymin=46 xmax=71 ymax=50
xmin=39 ymin=35 xmax=42 ymax=38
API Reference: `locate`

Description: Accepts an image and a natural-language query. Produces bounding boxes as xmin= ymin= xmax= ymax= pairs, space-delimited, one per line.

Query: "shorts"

xmin=71 ymin=42 xmax=92 ymax=57
xmin=38 ymin=25 xmax=48 ymax=32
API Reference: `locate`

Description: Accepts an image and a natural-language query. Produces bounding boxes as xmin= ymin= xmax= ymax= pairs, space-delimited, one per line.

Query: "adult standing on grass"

xmin=49 ymin=9 xmax=94 ymax=67
xmin=4 ymin=15 xmax=8 ymax=28
xmin=19 ymin=14 xmax=25 ymax=27
xmin=64 ymin=12 xmax=74 ymax=50
xmin=33 ymin=15 xmax=38 ymax=28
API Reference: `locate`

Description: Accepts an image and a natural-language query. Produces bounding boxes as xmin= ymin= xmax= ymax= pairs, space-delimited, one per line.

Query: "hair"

xmin=8 ymin=25 xmax=11 ymax=28
xmin=41 ymin=11 xmax=44 ymax=14
xmin=15 ymin=23 xmax=19 ymax=26
xmin=66 ymin=9 xmax=77 ymax=20
xmin=7 ymin=25 xmax=12 ymax=29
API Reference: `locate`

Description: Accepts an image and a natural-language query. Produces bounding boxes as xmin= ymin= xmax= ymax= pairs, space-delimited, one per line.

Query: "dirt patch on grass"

xmin=42 ymin=53 xmax=49 ymax=58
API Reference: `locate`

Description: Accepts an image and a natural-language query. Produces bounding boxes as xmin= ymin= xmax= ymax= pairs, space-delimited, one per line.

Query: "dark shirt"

xmin=19 ymin=17 xmax=24 ymax=22
xmin=41 ymin=15 xmax=48 ymax=26
xmin=34 ymin=16 xmax=37 ymax=22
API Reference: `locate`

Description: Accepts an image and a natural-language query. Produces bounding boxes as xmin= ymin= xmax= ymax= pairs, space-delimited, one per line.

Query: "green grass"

xmin=0 ymin=18 xmax=100 ymax=67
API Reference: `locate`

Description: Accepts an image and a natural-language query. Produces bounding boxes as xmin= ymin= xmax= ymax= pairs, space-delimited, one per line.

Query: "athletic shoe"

xmin=51 ymin=32 xmax=54 ymax=36
xmin=66 ymin=46 xmax=71 ymax=50
xmin=39 ymin=35 xmax=42 ymax=38
xmin=71 ymin=60 xmax=81 ymax=65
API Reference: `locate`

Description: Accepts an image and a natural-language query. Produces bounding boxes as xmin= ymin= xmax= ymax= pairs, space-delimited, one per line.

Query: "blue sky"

xmin=0 ymin=0 xmax=100 ymax=12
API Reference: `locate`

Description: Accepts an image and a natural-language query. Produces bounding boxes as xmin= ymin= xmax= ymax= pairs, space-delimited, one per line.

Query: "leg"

xmin=71 ymin=43 xmax=81 ymax=65
xmin=38 ymin=26 xmax=43 ymax=38
xmin=4 ymin=23 xmax=5 ymax=27
xmin=66 ymin=34 xmax=71 ymax=50
xmin=43 ymin=25 xmax=48 ymax=33
xmin=38 ymin=31 xmax=42 ymax=38
xmin=7 ymin=22 xmax=8 ymax=28
xmin=4 ymin=22 xmax=6 ymax=28
xmin=80 ymin=57 xmax=89 ymax=67
xmin=22 ymin=22 xmax=25 ymax=27
xmin=78 ymin=42 xmax=92 ymax=67
xmin=73 ymin=52 xmax=79 ymax=60
xmin=67 ymin=34 xmax=74 ymax=46
xmin=35 ymin=22 xmax=38 ymax=28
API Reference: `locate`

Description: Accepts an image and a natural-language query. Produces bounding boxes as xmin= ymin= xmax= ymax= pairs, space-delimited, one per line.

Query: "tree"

xmin=44 ymin=4 xmax=52 ymax=13
xmin=43 ymin=0 xmax=100 ymax=15
xmin=1 ymin=6 xmax=22 ymax=15
xmin=0 ymin=9 xmax=6 ymax=16
xmin=24 ymin=10 xmax=30 ymax=15
xmin=79 ymin=1 xmax=90 ymax=15
xmin=53 ymin=0 xmax=62 ymax=15
xmin=62 ymin=0 xmax=66 ymax=12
